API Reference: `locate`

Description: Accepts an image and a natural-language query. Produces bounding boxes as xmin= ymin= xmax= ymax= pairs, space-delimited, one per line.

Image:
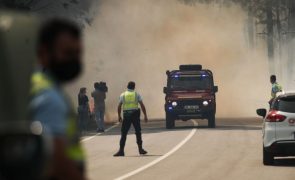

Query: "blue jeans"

xmin=95 ymin=109 xmax=105 ymax=130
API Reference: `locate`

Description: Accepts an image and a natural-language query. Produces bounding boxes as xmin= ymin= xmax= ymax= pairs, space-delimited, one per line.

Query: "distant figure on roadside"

xmin=92 ymin=82 xmax=108 ymax=132
xmin=269 ymin=75 xmax=283 ymax=106
xmin=78 ymin=87 xmax=90 ymax=134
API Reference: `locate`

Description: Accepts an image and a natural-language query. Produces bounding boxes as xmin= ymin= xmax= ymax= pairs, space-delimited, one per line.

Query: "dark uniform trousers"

xmin=120 ymin=109 xmax=143 ymax=149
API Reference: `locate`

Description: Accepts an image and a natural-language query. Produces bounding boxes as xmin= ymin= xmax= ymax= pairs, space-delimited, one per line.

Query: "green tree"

xmin=180 ymin=0 xmax=293 ymax=74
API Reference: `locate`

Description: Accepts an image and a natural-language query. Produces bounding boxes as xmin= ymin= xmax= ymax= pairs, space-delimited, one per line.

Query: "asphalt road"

xmin=82 ymin=118 xmax=295 ymax=180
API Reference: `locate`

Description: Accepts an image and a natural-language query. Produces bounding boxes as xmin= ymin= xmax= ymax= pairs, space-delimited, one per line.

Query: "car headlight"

xmin=172 ymin=101 xmax=177 ymax=107
xmin=203 ymin=101 xmax=209 ymax=106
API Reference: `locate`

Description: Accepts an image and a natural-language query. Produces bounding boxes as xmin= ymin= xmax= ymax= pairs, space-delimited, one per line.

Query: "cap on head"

xmin=127 ymin=81 xmax=136 ymax=90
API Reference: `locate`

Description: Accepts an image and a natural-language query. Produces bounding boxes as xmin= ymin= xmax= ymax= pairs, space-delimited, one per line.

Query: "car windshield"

xmin=274 ymin=96 xmax=295 ymax=113
xmin=169 ymin=75 xmax=212 ymax=90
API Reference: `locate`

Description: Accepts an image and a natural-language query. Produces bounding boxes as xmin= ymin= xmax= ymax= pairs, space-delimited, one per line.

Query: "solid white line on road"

xmin=81 ymin=122 xmax=119 ymax=142
xmin=218 ymin=124 xmax=261 ymax=128
xmin=114 ymin=120 xmax=198 ymax=180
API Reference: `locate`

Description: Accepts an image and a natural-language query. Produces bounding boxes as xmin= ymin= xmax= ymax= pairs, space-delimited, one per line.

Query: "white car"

xmin=257 ymin=93 xmax=295 ymax=165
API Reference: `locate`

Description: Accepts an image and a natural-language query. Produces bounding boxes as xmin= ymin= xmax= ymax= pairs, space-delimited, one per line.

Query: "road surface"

xmin=82 ymin=118 xmax=295 ymax=180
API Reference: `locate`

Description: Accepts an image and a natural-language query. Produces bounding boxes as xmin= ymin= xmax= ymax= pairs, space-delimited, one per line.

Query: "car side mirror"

xmin=163 ymin=87 xmax=168 ymax=94
xmin=256 ymin=108 xmax=267 ymax=118
xmin=213 ymin=86 xmax=218 ymax=93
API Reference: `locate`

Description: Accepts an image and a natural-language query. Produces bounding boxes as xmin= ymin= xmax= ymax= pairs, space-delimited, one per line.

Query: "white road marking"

xmin=114 ymin=120 xmax=198 ymax=180
xmin=81 ymin=122 xmax=119 ymax=142
xmin=218 ymin=124 xmax=261 ymax=128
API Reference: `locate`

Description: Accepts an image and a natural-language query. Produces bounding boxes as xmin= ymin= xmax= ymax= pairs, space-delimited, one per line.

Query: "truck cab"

xmin=163 ymin=65 xmax=218 ymax=129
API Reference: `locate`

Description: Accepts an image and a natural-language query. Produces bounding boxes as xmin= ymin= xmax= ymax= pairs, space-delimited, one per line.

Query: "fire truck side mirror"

xmin=163 ymin=87 xmax=168 ymax=94
xmin=213 ymin=86 xmax=218 ymax=93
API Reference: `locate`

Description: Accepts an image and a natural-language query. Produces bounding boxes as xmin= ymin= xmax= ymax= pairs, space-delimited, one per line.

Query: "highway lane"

xmin=83 ymin=118 xmax=295 ymax=180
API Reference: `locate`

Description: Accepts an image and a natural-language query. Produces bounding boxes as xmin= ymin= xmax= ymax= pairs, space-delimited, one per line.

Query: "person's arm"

xmin=139 ymin=101 xmax=148 ymax=123
xmin=86 ymin=96 xmax=90 ymax=112
xmin=103 ymin=92 xmax=106 ymax=100
xmin=31 ymin=93 xmax=85 ymax=180
xmin=278 ymin=84 xmax=283 ymax=92
xmin=118 ymin=102 xmax=123 ymax=122
xmin=78 ymin=95 xmax=81 ymax=105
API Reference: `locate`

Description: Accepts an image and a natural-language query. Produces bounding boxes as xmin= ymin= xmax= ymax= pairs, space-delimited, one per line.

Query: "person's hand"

xmin=144 ymin=116 xmax=148 ymax=123
xmin=119 ymin=116 xmax=123 ymax=123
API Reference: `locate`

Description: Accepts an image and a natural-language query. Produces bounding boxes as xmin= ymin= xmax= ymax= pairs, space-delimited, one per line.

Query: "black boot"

xmin=113 ymin=148 xmax=125 ymax=157
xmin=138 ymin=146 xmax=148 ymax=155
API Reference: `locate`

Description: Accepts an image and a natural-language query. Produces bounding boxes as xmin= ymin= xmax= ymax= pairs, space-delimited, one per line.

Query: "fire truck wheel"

xmin=208 ymin=113 xmax=216 ymax=128
xmin=166 ymin=113 xmax=175 ymax=129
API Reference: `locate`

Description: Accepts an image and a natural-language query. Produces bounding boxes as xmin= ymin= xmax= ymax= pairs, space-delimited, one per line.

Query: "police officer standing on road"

xmin=114 ymin=81 xmax=148 ymax=157
xmin=269 ymin=75 xmax=283 ymax=106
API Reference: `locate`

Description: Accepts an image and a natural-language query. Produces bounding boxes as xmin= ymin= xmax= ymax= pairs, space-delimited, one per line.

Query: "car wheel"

xmin=208 ymin=113 xmax=216 ymax=128
xmin=166 ymin=113 xmax=175 ymax=129
xmin=263 ymin=146 xmax=274 ymax=165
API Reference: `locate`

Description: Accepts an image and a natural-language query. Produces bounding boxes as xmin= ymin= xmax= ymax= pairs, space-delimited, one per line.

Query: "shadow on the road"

xmin=82 ymin=117 xmax=262 ymax=137
xmin=170 ymin=125 xmax=197 ymax=130
xmin=274 ymin=158 xmax=295 ymax=167
xmin=123 ymin=154 xmax=162 ymax=158
xmin=197 ymin=117 xmax=262 ymax=130
xmin=205 ymin=125 xmax=261 ymax=130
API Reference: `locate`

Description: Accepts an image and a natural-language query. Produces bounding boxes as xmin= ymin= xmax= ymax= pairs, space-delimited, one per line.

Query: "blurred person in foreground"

xmin=269 ymin=75 xmax=283 ymax=106
xmin=91 ymin=82 xmax=107 ymax=132
xmin=30 ymin=19 xmax=86 ymax=180
xmin=78 ymin=87 xmax=90 ymax=135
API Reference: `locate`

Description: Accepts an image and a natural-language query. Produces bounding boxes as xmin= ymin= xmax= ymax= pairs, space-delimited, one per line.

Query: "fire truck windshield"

xmin=169 ymin=75 xmax=212 ymax=90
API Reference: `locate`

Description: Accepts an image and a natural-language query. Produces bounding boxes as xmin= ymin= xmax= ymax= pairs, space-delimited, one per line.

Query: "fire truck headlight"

xmin=203 ymin=101 xmax=209 ymax=106
xmin=172 ymin=101 xmax=177 ymax=107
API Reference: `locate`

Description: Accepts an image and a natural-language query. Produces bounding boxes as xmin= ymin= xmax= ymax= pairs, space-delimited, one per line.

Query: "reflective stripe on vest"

xmin=122 ymin=91 xmax=139 ymax=110
xmin=31 ymin=72 xmax=85 ymax=162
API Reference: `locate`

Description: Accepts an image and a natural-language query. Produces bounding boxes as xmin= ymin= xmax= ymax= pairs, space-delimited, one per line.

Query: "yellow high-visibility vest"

xmin=122 ymin=91 xmax=139 ymax=111
xmin=31 ymin=72 xmax=85 ymax=163
xmin=271 ymin=82 xmax=282 ymax=98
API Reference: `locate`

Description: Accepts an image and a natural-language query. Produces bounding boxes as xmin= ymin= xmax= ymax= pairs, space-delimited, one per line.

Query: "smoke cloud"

xmin=66 ymin=0 xmax=270 ymax=121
